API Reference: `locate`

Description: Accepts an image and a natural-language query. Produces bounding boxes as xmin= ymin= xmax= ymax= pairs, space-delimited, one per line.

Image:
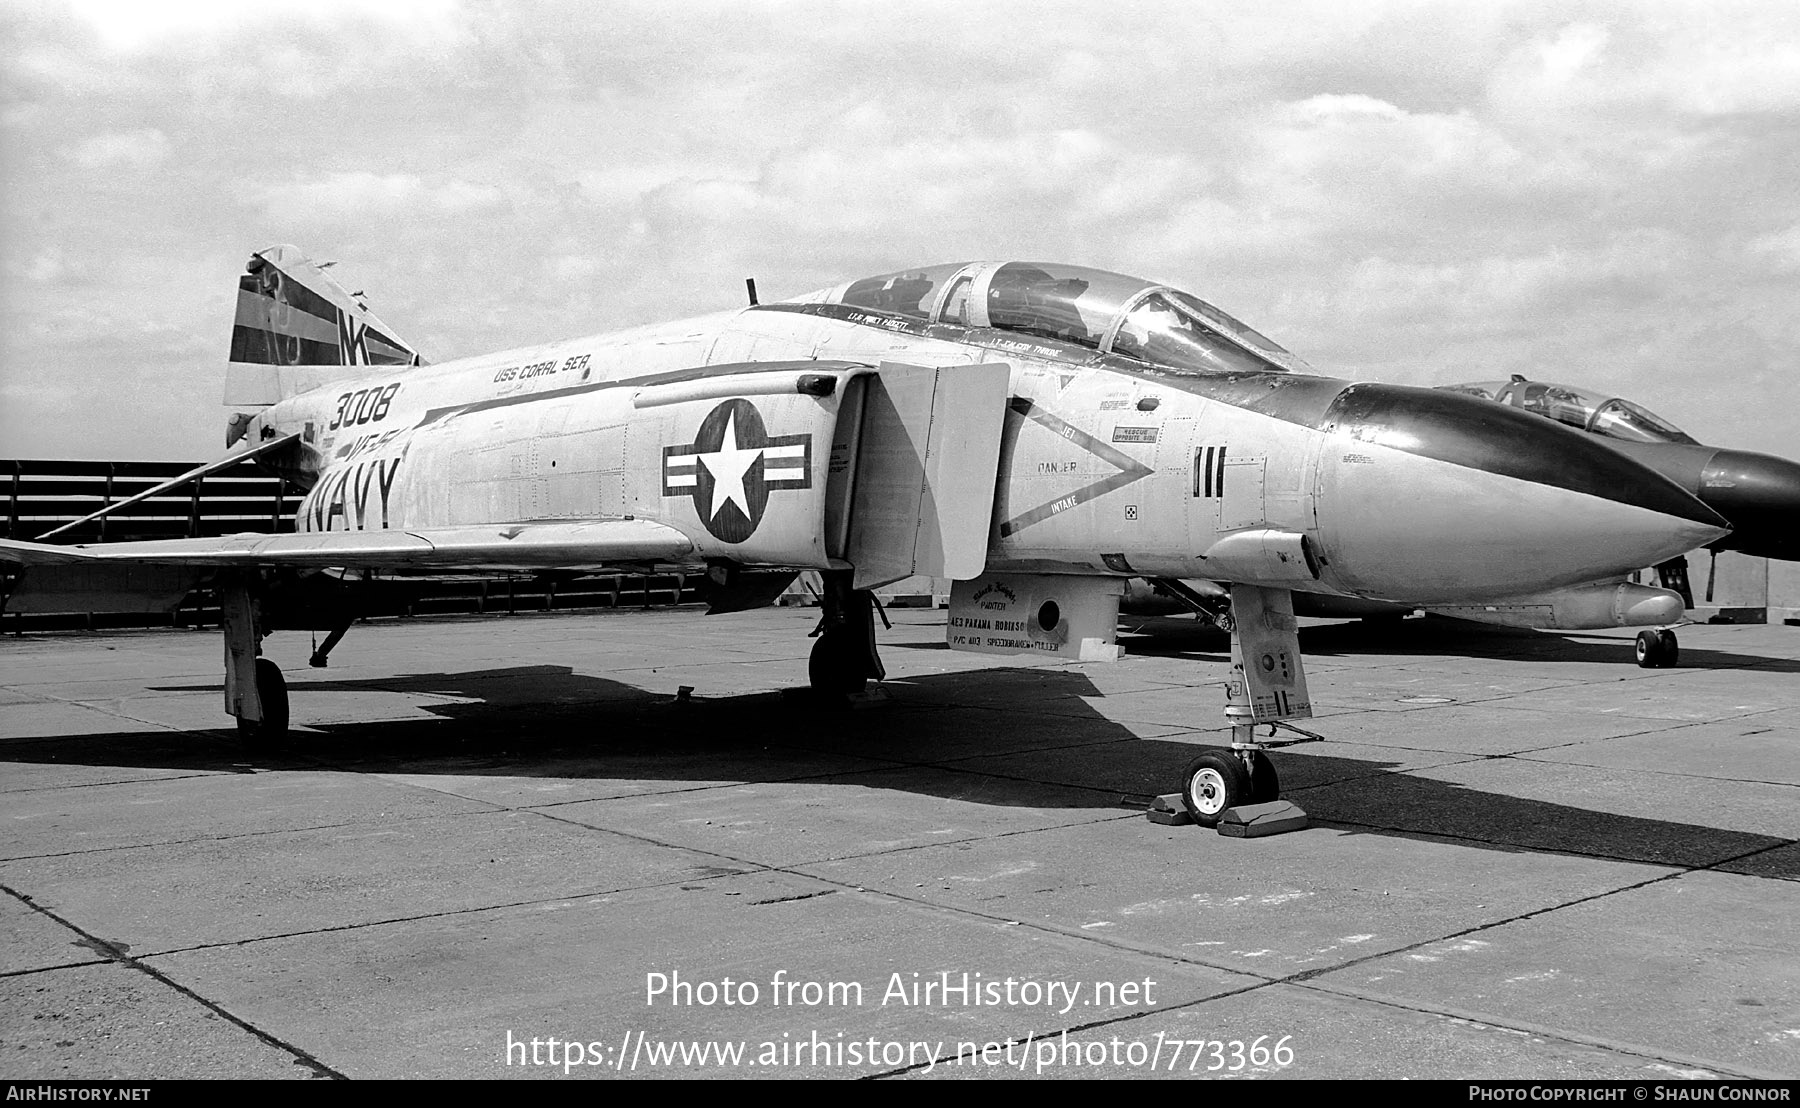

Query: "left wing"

xmin=0 ymin=518 xmax=695 ymax=573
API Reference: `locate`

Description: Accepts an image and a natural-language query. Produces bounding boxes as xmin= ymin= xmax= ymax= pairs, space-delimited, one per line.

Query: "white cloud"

xmin=1746 ymin=224 xmax=1800 ymax=276
xmin=546 ymin=255 xmax=607 ymax=284
xmin=254 ymin=172 xmax=506 ymax=220
xmin=1487 ymin=4 xmax=1800 ymax=121
xmin=62 ymin=127 xmax=170 ymax=169
xmin=62 ymin=0 xmax=466 ymax=53
xmin=3 ymin=1 xmax=1797 ymax=461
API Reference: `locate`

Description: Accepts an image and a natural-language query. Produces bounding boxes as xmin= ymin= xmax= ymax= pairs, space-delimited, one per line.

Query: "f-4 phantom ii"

xmin=1436 ymin=375 xmax=1800 ymax=667
xmin=0 ymin=250 xmax=1729 ymax=824
xmin=1439 ymin=375 xmax=1800 ymax=563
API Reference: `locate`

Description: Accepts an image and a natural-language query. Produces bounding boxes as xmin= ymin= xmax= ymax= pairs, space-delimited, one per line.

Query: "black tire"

xmin=808 ymin=632 xmax=867 ymax=697
xmin=237 ymin=657 xmax=289 ymax=745
xmin=1246 ymin=750 xmax=1280 ymax=804
xmin=1181 ymin=751 xmax=1250 ymax=828
xmin=1636 ymin=629 xmax=1677 ymax=669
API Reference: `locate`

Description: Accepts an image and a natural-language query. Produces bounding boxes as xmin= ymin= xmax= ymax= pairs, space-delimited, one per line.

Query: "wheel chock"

xmin=1145 ymin=793 xmax=1194 ymax=826
xmin=1216 ymin=800 xmax=1308 ymax=838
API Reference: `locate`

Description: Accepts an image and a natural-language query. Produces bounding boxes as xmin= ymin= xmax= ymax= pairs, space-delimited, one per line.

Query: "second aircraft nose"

xmin=1696 ymin=448 xmax=1800 ymax=560
xmin=1309 ymin=384 xmax=1729 ymax=603
xmin=1588 ymin=440 xmax=1800 ymax=562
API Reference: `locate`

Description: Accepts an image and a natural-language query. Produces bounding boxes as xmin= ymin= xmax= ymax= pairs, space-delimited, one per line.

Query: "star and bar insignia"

xmin=662 ymin=399 xmax=812 ymax=543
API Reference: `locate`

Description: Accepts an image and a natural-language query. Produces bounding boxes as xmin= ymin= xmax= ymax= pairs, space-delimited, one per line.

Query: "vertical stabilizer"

xmin=224 ymin=245 xmax=422 ymax=408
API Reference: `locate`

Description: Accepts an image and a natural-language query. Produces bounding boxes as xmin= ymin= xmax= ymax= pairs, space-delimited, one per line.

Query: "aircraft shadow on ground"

xmin=1119 ymin=615 xmax=1800 ymax=672
xmin=7 ymin=662 xmax=1796 ymax=878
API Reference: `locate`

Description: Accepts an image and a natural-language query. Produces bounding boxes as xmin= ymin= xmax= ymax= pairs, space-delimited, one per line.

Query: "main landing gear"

xmin=221 ymin=572 xmax=290 ymax=745
xmin=1178 ymin=584 xmax=1321 ymax=829
xmin=1636 ymin=555 xmax=1688 ymax=670
xmin=807 ymin=569 xmax=887 ymax=698
xmin=1635 ymin=627 xmax=1679 ymax=669
xmin=238 ymin=657 xmax=289 ymax=744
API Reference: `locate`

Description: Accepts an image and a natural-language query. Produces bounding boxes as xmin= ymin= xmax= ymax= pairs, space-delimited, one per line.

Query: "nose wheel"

xmin=1181 ymin=752 xmax=1247 ymax=827
xmin=1179 ymin=748 xmax=1285 ymax=827
xmin=1635 ymin=628 xmax=1679 ymax=668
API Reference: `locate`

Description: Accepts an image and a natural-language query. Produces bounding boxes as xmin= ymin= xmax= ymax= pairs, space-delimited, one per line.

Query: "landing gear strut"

xmin=1635 ymin=627 xmax=1679 ymax=668
xmin=808 ymin=570 xmax=886 ymax=697
xmin=1179 ymin=585 xmax=1320 ymax=828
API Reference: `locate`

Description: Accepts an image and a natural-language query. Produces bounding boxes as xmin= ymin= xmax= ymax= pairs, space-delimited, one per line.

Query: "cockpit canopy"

xmin=1439 ymin=376 xmax=1698 ymax=445
xmin=786 ymin=261 xmax=1309 ymax=376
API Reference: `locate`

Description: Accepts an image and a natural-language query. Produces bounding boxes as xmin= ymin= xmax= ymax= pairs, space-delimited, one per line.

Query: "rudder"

xmin=225 ymin=245 xmax=422 ymax=410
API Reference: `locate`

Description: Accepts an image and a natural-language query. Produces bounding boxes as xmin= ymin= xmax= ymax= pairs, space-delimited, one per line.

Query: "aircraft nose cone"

xmin=1699 ymin=448 xmax=1800 ymax=560
xmin=1312 ymin=384 xmax=1729 ymax=603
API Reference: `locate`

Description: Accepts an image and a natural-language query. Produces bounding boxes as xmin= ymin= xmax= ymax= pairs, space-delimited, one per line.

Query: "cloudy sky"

xmin=3 ymin=0 xmax=1797 ymax=461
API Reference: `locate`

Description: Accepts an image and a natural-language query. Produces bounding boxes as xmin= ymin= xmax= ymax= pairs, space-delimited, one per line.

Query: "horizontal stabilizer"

xmin=35 ymin=432 xmax=303 ymax=541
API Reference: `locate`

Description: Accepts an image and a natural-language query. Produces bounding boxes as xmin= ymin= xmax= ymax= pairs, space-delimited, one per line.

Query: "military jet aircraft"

xmin=1436 ymin=375 xmax=1799 ymax=666
xmin=0 ymin=251 xmax=1729 ymax=824
xmin=1440 ymin=375 xmax=1799 ymax=564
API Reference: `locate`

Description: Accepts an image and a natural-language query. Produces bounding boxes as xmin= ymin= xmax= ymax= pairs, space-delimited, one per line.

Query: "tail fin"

xmin=224 ymin=244 xmax=423 ymax=408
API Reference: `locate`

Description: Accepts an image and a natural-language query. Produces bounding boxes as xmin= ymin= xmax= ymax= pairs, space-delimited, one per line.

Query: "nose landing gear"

xmin=1180 ymin=725 xmax=1314 ymax=827
xmin=1175 ymin=585 xmax=1321 ymax=829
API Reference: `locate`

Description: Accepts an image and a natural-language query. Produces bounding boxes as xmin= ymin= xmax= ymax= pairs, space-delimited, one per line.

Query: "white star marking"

xmin=695 ymin=412 xmax=763 ymax=522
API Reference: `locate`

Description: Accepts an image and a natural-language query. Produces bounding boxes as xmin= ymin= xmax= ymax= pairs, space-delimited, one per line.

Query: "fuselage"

xmin=244 ymin=262 xmax=1728 ymax=606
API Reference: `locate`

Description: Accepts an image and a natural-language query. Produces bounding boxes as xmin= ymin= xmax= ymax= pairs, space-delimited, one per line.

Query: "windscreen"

xmin=1589 ymin=398 xmax=1697 ymax=444
xmin=1112 ymin=293 xmax=1275 ymax=375
xmin=1165 ymin=290 xmax=1293 ymax=358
